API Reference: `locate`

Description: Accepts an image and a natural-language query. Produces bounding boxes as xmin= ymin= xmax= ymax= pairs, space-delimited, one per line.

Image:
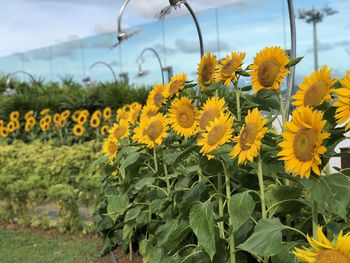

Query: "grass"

xmin=0 ymin=228 xmax=102 ymax=263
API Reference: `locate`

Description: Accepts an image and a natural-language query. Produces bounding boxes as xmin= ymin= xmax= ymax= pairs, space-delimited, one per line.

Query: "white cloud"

xmin=175 ymin=38 xmax=230 ymax=53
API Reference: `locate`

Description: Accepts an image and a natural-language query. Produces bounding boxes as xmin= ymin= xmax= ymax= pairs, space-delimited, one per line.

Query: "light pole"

xmin=137 ymin=48 xmax=165 ymax=84
xmin=299 ymin=6 xmax=337 ymax=71
xmin=83 ymin=61 xmax=118 ymax=86
xmin=115 ymin=0 xmax=138 ymax=46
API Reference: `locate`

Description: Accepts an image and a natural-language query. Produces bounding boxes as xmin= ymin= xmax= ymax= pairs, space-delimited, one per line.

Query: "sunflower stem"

xmin=312 ymin=200 xmax=318 ymax=238
xmin=235 ymin=84 xmax=241 ymax=122
xmin=217 ymin=172 xmax=225 ymax=239
xmin=278 ymin=93 xmax=286 ymax=128
xmin=153 ymin=148 xmax=158 ymax=173
xmin=161 ymin=148 xmax=171 ymax=193
xmin=257 ymin=156 xmax=267 ymax=219
xmin=222 ymin=161 xmax=236 ymax=263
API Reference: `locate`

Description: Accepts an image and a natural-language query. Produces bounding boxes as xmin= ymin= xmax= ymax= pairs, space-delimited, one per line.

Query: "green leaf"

xmin=174 ymin=143 xmax=199 ymax=166
xmin=228 ymin=192 xmax=255 ymax=233
xmin=241 ymin=85 xmax=252 ymax=92
xmin=107 ymin=194 xmax=130 ymax=221
xmin=237 ymin=70 xmax=251 ymax=77
xmin=285 ymin=56 xmax=303 ymax=68
xmin=210 ymin=144 xmax=233 ymax=156
xmin=134 ymin=177 xmax=155 ymax=190
xmin=302 ymin=173 xmax=350 ymax=219
xmin=238 ymin=218 xmax=288 ymax=257
xmin=124 ymin=207 xmax=141 ymax=222
xmin=189 ymin=201 xmax=216 ymax=261
xmin=271 ymin=242 xmax=301 ymax=263
xmin=120 ymin=152 xmax=140 ymax=170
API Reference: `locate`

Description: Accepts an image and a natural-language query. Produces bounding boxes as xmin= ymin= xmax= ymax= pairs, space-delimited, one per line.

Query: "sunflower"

xmin=294 ymin=226 xmax=350 ymax=263
xmin=61 ymin=110 xmax=71 ymax=120
xmin=198 ymin=114 xmax=234 ymax=159
xmin=334 ymin=71 xmax=350 ymax=131
xmin=163 ymin=73 xmax=187 ymax=98
xmin=133 ymin=113 xmax=168 ymax=148
xmin=77 ymin=113 xmax=88 ymax=125
xmin=59 ymin=118 xmax=66 ymax=128
xmin=230 ymin=108 xmax=268 ymax=164
xmin=147 ymin=84 xmax=166 ymax=108
xmin=24 ymin=122 xmax=34 ymax=133
xmin=117 ymin=107 xmax=129 ymax=122
xmin=100 ymin=125 xmax=109 ymax=135
xmin=198 ymin=97 xmax=227 ymax=131
xmin=90 ymin=116 xmax=101 ymax=128
xmin=40 ymin=121 xmax=50 ymax=132
xmin=197 ymin=52 xmax=218 ymax=90
xmin=40 ymin=108 xmax=50 ymax=116
xmin=80 ymin=109 xmax=90 ymax=117
xmin=73 ymin=124 xmax=85 ymax=137
xmin=24 ymin=110 xmax=34 ymax=120
xmin=128 ymin=103 xmax=142 ymax=124
xmin=53 ymin=113 xmax=61 ymax=124
xmin=10 ymin=111 xmax=20 ymax=120
xmin=216 ymin=52 xmax=246 ymax=86
xmin=13 ymin=119 xmax=20 ymax=130
xmin=277 ymin=106 xmax=330 ymax=179
xmin=293 ymin=65 xmax=336 ymax=107
xmin=103 ymin=107 xmax=112 ymax=120
xmin=250 ymin=46 xmax=290 ymax=92
xmin=7 ymin=121 xmax=16 ymax=133
xmin=72 ymin=110 xmax=81 ymax=122
xmin=27 ymin=117 xmax=36 ymax=127
xmin=103 ymin=137 xmax=119 ymax=163
xmin=109 ymin=119 xmax=130 ymax=141
xmin=168 ymin=97 xmax=198 ymax=138
xmin=0 ymin=120 xmax=3 ymax=128
xmin=141 ymin=104 xmax=159 ymax=120
xmin=0 ymin=127 xmax=8 ymax=137
xmin=130 ymin=102 xmax=141 ymax=109
xmin=92 ymin=110 xmax=102 ymax=119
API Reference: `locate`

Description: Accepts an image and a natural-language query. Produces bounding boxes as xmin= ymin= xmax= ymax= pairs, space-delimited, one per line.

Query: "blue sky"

xmin=0 ymin=0 xmax=349 ymax=86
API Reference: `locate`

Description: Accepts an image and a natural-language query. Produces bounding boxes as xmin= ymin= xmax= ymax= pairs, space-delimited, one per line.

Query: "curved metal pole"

xmin=183 ymin=1 xmax=204 ymax=58
xmin=89 ymin=61 xmax=118 ymax=82
xmin=138 ymin=48 xmax=165 ymax=84
xmin=6 ymin=70 xmax=36 ymax=87
xmin=285 ymin=0 xmax=297 ymax=118
xmin=117 ymin=0 xmax=131 ymax=42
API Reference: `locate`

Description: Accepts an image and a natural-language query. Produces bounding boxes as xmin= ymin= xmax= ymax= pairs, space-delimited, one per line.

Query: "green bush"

xmin=0 ymin=140 xmax=102 ymax=233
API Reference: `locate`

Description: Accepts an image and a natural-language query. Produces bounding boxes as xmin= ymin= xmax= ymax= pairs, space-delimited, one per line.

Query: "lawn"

xmin=0 ymin=228 xmax=102 ymax=263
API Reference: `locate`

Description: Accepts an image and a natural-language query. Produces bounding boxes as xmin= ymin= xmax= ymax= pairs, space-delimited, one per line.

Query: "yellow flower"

xmin=90 ymin=116 xmax=101 ymax=128
xmin=198 ymin=97 xmax=227 ymax=131
xmin=24 ymin=110 xmax=34 ymax=120
xmin=277 ymin=106 xmax=330 ymax=179
xmin=92 ymin=110 xmax=102 ymax=119
xmin=294 ymin=226 xmax=350 ymax=263
xmin=0 ymin=120 xmax=3 ymax=128
xmin=80 ymin=109 xmax=90 ymax=117
xmin=53 ymin=113 xmax=61 ymax=124
xmin=133 ymin=113 xmax=168 ymax=148
xmin=147 ymin=84 xmax=166 ymax=108
xmin=198 ymin=114 xmax=234 ymax=159
xmin=40 ymin=108 xmax=50 ymax=116
xmin=72 ymin=110 xmax=81 ymax=122
xmin=141 ymin=104 xmax=159 ymax=120
xmin=100 ymin=125 xmax=109 ymax=135
xmin=61 ymin=110 xmax=71 ymax=120
xmin=250 ymin=46 xmax=290 ymax=92
xmin=77 ymin=113 xmax=88 ymax=125
xmin=10 ymin=111 xmax=20 ymax=120
xmin=26 ymin=117 xmax=36 ymax=129
xmin=128 ymin=103 xmax=142 ymax=124
xmin=0 ymin=127 xmax=8 ymax=137
xmin=293 ymin=65 xmax=336 ymax=107
xmin=168 ymin=97 xmax=198 ymax=138
xmin=117 ymin=107 xmax=129 ymax=122
xmin=103 ymin=107 xmax=112 ymax=120
xmin=7 ymin=121 xmax=16 ymax=133
xmin=24 ymin=121 xmax=34 ymax=133
xmin=216 ymin=51 xmax=246 ymax=86
xmin=73 ymin=124 xmax=85 ymax=137
xmin=163 ymin=73 xmax=187 ymax=98
xmin=109 ymin=119 xmax=130 ymax=141
xmin=334 ymin=71 xmax=350 ymax=131
xmin=40 ymin=120 xmax=50 ymax=132
xmin=230 ymin=108 xmax=268 ymax=164
xmin=13 ymin=119 xmax=20 ymax=130
xmin=197 ymin=52 xmax=218 ymax=90
xmin=103 ymin=136 xmax=119 ymax=163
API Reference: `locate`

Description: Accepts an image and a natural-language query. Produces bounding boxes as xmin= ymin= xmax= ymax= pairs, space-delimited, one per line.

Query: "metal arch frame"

xmin=6 ymin=70 xmax=37 ymax=88
xmin=87 ymin=61 xmax=118 ymax=83
xmin=117 ymin=0 xmax=131 ymax=43
xmin=137 ymin=47 xmax=165 ymax=84
xmin=285 ymin=0 xmax=297 ymax=118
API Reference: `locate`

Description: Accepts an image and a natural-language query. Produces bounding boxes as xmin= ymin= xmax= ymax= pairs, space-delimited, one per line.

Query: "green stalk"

xmin=153 ymin=148 xmax=158 ymax=173
xmin=235 ymin=84 xmax=241 ymax=122
xmin=217 ymin=172 xmax=225 ymax=239
xmin=278 ymin=93 xmax=286 ymax=128
xmin=161 ymin=149 xmax=171 ymax=193
xmin=312 ymin=200 xmax=318 ymax=238
xmin=222 ymin=161 xmax=236 ymax=263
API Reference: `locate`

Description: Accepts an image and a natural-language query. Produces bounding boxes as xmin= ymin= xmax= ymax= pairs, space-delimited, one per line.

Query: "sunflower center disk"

xmin=145 ymin=120 xmax=163 ymax=141
xmin=169 ymin=80 xmax=183 ymax=94
xmin=113 ymin=126 xmax=126 ymax=140
xmin=207 ymin=124 xmax=226 ymax=146
xmin=199 ymin=109 xmax=220 ymax=130
xmin=108 ymin=143 xmax=117 ymax=155
xmin=293 ymin=128 xmax=316 ymax=162
xmin=222 ymin=59 xmax=236 ymax=77
xmin=239 ymin=123 xmax=258 ymax=150
xmin=154 ymin=92 xmax=163 ymax=107
xmin=201 ymin=63 xmax=213 ymax=83
xmin=177 ymin=105 xmax=195 ymax=128
xmin=146 ymin=110 xmax=157 ymax=118
xmin=315 ymin=249 xmax=350 ymax=263
xmin=304 ymin=81 xmax=328 ymax=106
xmin=258 ymin=58 xmax=280 ymax=87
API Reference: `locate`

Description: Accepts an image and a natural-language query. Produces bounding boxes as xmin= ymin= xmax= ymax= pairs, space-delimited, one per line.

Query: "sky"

xmin=0 ymin=0 xmax=349 ymax=86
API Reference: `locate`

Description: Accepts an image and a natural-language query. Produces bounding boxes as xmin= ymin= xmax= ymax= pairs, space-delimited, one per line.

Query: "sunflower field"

xmin=95 ymin=47 xmax=350 ymax=263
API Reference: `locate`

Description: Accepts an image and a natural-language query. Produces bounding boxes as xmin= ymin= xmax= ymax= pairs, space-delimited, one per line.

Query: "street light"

xmin=299 ymin=6 xmax=337 ymax=70
xmin=115 ymin=0 xmax=138 ymax=46
xmin=136 ymin=48 xmax=165 ymax=84
xmin=4 ymin=70 xmax=37 ymax=96
xmin=83 ymin=61 xmax=118 ymax=86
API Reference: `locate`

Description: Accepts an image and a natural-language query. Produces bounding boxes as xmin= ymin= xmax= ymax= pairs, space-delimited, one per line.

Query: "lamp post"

xmin=83 ymin=61 xmax=118 ymax=86
xmin=115 ymin=0 xmax=138 ymax=46
xmin=137 ymin=48 xmax=165 ymax=84
xmin=299 ymin=6 xmax=337 ymax=71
